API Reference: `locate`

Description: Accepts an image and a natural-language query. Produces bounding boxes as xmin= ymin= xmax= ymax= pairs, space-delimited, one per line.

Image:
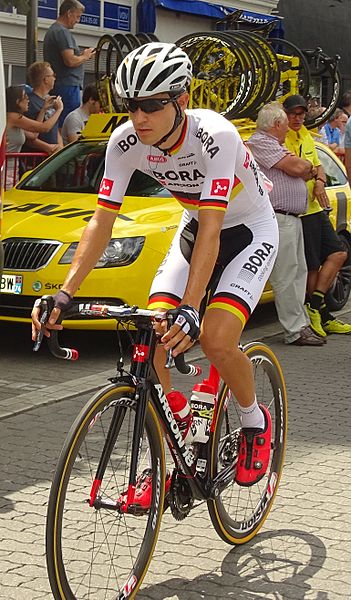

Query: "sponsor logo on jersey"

xmin=117 ymin=133 xmax=138 ymax=153
xmin=147 ymin=155 xmax=167 ymax=163
xmin=195 ymin=127 xmax=220 ymax=158
xmin=243 ymin=151 xmax=250 ymax=169
xmin=99 ymin=178 xmax=114 ymax=196
xmin=210 ymin=178 xmax=230 ymax=197
xmin=152 ymin=169 xmax=205 ymax=183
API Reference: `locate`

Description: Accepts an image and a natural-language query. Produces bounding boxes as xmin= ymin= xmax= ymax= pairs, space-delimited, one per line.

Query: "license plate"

xmin=0 ymin=274 xmax=23 ymax=294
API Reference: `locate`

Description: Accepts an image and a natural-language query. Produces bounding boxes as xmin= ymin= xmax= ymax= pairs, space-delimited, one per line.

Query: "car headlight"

xmin=59 ymin=237 xmax=145 ymax=268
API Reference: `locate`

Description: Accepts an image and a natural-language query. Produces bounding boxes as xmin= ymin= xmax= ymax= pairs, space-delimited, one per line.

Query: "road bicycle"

xmin=38 ymin=299 xmax=288 ymax=600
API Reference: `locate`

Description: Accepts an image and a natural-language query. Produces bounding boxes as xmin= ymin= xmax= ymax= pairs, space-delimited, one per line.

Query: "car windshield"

xmin=17 ymin=140 xmax=170 ymax=197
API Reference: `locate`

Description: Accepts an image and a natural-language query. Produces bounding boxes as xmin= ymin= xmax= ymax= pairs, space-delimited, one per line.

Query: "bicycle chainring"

xmin=169 ymin=470 xmax=194 ymax=521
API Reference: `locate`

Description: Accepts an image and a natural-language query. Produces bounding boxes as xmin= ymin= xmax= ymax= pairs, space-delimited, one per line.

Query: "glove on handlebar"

xmin=53 ymin=290 xmax=74 ymax=312
xmin=167 ymin=304 xmax=200 ymax=341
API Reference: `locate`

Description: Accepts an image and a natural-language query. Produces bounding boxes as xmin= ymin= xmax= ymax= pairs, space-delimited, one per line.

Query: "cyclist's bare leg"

xmin=153 ymin=343 xmax=172 ymax=395
xmin=200 ymin=308 xmax=254 ymax=408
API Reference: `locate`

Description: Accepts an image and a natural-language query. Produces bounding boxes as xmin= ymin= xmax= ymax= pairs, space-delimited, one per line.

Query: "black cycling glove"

xmin=53 ymin=290 xmax=74 ymax=312
xmin=167 ymin=304 xmax=200 ymax=341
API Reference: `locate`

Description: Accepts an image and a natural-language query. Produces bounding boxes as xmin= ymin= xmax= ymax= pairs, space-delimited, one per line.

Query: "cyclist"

xmin=32 ymin=43 xmax=279 ymax=506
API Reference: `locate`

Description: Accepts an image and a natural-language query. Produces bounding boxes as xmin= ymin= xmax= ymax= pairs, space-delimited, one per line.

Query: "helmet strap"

xmin=153 ymin=101 xmax=184 ymax=154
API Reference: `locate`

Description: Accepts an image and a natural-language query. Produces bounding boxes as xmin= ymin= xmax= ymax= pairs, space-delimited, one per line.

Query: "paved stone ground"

xmin=0 ymin=307 xmax=350 ymax=599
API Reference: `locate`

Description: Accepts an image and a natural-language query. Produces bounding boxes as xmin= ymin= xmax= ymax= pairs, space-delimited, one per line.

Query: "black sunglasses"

xmin=123 ymin=96 xmax=178 ymax=114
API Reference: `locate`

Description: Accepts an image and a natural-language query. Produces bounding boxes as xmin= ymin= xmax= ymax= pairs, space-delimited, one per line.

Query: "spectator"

xmin=284 ymin=94 xmax=351 ymax=337
xmin=248 ymin=101 xmax=323 ymax=346
xmin=61 ymin=83 xmax=101 ymax=145
xmin=344 ymin=113 xmax=351 ymax=182
xmin=321 ymin=108 xmax=345 ymax=153
xmin=340 ymin=91 xmax=351 ymax=119
xmin=43 ymin=0 xmax=95 ymax=128
xmin=5 ymin=85 xmax=63 ymax=188
xmin=337 ymin=112 xmax=348 ymax=154
xmin=23 ymin=61 xmax=63 ymax=155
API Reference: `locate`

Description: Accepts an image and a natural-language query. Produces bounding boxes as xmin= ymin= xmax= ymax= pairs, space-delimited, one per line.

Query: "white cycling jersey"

xmin=98 ymin=108 xmax=278 ymax=324
xmin=98 ymin=108 xmax=272 ymax=228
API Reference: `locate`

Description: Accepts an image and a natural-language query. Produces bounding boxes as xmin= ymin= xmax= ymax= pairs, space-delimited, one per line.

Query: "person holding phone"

xmin=43 ymin=0 xmax=96 ymax=128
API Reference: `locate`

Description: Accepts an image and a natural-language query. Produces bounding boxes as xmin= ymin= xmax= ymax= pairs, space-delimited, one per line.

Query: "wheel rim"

xmin=48 ymin=389 xmax=164 ymax=599
xmin=211 ymin=345 xmax=287 ymax=542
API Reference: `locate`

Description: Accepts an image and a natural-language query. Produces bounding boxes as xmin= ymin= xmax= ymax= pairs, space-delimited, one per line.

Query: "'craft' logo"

xmin=211 ymin=178 xmax=230 ymax=197
xmin=99 ymin=178 xmax=114 ymax=196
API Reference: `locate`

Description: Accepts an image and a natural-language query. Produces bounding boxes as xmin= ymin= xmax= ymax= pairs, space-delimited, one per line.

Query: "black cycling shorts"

xmin=301 ymin=211 xmax=344 ymax=271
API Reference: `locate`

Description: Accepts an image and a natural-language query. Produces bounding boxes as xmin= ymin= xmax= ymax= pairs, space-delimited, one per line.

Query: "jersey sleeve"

xmin=199 ymin=119 xmax=267 ymax=211
xmin=97 ymin=124 xmax=136 ymax=213
xmin=198 ymin=123 xmax=239 ymax=212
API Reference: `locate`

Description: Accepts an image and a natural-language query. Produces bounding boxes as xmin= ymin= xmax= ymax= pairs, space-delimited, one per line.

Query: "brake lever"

xmin=33 ymin=295 xmax=54 ymax=352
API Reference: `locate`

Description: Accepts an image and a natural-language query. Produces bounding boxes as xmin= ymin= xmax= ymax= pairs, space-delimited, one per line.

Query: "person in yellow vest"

xmin=283 ymin=94 xmax=351 ymax=336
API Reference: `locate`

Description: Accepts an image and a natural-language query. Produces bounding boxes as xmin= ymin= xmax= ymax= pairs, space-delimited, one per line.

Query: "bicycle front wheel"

xmin=46 ymin=383 xmax=165 ymax=599
xmin=208 ymin=342 xmax=288 ymax=544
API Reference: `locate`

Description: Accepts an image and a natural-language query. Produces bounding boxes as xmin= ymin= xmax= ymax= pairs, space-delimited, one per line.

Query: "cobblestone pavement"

xmin=0 ymin=306 xmax=350 ymax=599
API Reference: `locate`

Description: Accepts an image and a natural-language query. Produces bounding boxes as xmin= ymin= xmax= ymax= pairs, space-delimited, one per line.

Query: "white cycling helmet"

xmin=116 ymin=42 xmax=193 ymax=98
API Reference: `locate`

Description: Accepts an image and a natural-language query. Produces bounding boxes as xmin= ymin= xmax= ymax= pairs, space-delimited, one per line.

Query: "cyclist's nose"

xmin=133 ymin=108 xmax=149 ymax=123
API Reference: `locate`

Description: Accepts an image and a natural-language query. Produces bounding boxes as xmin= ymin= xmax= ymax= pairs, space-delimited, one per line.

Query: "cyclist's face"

xmin=128 ymin=93 xmax=188 ymax=146
xmin=286 ymin=109 xmax=306 ymax=132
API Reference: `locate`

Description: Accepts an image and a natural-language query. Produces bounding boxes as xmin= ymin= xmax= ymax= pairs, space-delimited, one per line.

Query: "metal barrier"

xmin=5 ymin=152 xmax=48 ymax=190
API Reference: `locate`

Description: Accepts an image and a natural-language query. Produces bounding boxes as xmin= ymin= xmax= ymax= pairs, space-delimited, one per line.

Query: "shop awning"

xmin=137 ymin=0 xmax=284 ymax=36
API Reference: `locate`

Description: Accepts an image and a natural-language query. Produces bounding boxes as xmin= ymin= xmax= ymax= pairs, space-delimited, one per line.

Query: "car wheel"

xmin=326 ymin=234 xmax=351 ymax=311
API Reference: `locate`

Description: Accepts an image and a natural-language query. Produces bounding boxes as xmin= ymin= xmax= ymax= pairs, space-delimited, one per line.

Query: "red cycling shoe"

xmin=117 ymin=468 xmax=171 ymax=511
xmin=235 ymin=405 xmax=272 ymax=487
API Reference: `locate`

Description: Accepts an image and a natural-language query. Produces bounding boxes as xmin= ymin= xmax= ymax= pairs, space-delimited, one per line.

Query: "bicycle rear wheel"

xmin=207 ymin=342 xmax=287 ymax=544
xmin=46 ymin=383 xmax=165 ymax=599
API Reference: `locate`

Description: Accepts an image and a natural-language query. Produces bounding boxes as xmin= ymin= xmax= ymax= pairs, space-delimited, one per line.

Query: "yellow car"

xmin=1 ymin=114 xmax=350 ymax=329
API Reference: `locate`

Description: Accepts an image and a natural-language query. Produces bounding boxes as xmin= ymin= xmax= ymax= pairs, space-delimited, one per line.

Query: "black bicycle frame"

xmin=124 ymin=318 xmax=237 ymax=502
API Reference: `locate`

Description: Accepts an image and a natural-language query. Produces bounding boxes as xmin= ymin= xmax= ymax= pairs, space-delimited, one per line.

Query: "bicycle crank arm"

xmin=208 ymin=460 xmax=238 ymax=499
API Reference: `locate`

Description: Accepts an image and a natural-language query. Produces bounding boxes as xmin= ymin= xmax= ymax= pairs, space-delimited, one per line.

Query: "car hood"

xmin=3 ymin=189 xmax=181 ymax=247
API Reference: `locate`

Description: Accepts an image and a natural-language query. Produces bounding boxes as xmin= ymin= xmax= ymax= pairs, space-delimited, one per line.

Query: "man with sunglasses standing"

xmin=32 ymin=43 xmax=279 ymax=508
xmin=284 ymin=95 xmax=351 ymax=337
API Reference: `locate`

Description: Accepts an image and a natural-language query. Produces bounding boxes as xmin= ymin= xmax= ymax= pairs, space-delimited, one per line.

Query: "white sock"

xmin=238 ymin=398 xmax=264 ymax=429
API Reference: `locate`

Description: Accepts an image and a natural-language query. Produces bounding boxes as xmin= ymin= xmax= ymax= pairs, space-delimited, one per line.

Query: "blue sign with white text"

xmin=104 ymin=3 xmax=131 ymax=31
xmin=38 ymin=0 xmax=57 ymax=20
xmin=80 ymin=0 xmax=100 ymax=27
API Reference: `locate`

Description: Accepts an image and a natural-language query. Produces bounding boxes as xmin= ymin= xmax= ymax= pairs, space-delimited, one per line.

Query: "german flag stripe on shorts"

xmin=207 ymin=292 xmax=251 ymax=327
xmin=148 ymin=292 xmax=180 ymax=311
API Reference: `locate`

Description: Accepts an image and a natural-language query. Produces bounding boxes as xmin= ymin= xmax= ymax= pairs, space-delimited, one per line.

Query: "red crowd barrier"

xmin=5 ymin=151 xmax=48 ymax=190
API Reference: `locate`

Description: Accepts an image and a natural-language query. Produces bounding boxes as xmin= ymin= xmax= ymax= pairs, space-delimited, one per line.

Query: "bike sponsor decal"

xmin=132 ymin=344 xmax=149 ymax=363
xmin=120 ymin=574 xmax=138 ymax=599
xmin=210 ymin=178 xmax=230 ymax=197
xmin=88 ymin=396 xmax=136 ymax=431
xmin=155 ymin=384 xmax=194 ymax=467
xmin=239 ymin=479 xmax=276 ymax=532
xmin=147 ymin=155 xmax=167 ymax=163
xmin=151 ymin=458 xmax=161 ymax=530
xmin=99 ymin=178 xmax=114 ymax=196
xmin=195 ymin=127 xmax=219 ymax=159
